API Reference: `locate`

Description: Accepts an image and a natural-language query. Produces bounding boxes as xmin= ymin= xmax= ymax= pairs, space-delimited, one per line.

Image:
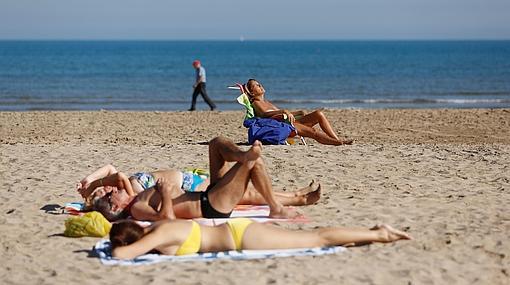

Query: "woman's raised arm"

xmin=112 ymin=227 xmax=167 ymax=259
xmin=76 ymin=164 xmax=118 ymax=193
xmin=78 ymin=172 xmax=135 ymax=199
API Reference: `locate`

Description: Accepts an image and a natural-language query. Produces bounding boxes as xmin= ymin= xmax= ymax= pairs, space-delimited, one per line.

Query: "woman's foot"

xmin=303 ymin=183 xmax=321 ymax=205
xmin=372 ymin=224 xmax=412 ymax=242
xmin=295 ymin=180 xmax=318 ymax=196
xmin=292 ymin=183 xmax=322 ymax=205
xmin=339 ymin=138 xmax=354 ymax=145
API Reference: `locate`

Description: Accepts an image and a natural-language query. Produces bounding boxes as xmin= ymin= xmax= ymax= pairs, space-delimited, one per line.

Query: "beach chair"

xmin=237 ymin=93 xmax=306 ymax=145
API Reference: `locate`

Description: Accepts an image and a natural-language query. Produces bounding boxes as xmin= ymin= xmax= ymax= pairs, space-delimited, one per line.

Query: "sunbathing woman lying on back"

xmin=78 ymin=165 xmax=320 ymax=210
xmin=77 ymin=136 xmax=318 ymax=221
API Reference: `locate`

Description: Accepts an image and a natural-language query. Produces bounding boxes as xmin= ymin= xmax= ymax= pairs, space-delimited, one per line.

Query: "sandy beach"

xmin=0 ymin=109 xmax=509 ymax=284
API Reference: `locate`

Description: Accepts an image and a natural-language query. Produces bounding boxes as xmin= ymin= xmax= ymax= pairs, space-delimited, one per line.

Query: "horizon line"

xmin=1 ymin=38 xmax=510 ymax=41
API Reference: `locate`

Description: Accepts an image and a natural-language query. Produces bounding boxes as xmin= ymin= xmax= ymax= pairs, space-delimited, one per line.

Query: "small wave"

xmin=0 ymin=98 xmax=192 ymax=105
xmin=433 ymin=91 xmax=510 ymax=96
xmin=1 ymin=97 xmax=510 ymax=111
xmin=269 ymin=98 xmax=510 ymax=105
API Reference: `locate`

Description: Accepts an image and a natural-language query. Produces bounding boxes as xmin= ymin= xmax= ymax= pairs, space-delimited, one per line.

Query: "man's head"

xmin=92 ymin=188 xmax=131 ymax=221
xmin=192 ymin=60 xmax=201 ymax=69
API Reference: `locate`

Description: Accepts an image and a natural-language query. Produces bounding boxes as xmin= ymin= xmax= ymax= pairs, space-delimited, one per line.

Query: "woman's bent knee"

xmin=313 ymin=110 xmax=325 ymax=118
xmin=209 ymin=136 xmax=230 ymax=148
xmin=251 ymin=157 xmax=265 ymax=169
xmin=209 ymin=136 xmax=224 ymax=144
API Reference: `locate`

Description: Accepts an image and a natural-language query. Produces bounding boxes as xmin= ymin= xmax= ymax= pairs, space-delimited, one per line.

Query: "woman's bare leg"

xmin=239 ymin=183 xmax=321 ymax=206
xmin=207 ymin=137 xmax=296 ymax=218
xmin=248 ymin=157 xmax=300 ymax=218
xmin=295 ymin=123 xmax=352 ymax=145
xmin=242 ymin=222 xmax=412 ymax=250
xmin=298 ymin=110 xmax=340 ymax=140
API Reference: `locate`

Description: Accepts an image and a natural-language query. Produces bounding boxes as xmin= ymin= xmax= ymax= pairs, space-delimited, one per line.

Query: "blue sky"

xmin=1 ymin=0 xmax=509 ymax=40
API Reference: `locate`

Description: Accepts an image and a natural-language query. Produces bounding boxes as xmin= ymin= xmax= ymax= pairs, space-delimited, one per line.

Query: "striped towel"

xmin=93 ymin=239 xmax=345 ymax=265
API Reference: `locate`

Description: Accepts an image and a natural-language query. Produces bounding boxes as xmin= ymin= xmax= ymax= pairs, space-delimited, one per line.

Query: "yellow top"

xmin=226 ymin=218 xmax=253 ymax=250
xmin=175 ymin=221 xmax=201 ymax=255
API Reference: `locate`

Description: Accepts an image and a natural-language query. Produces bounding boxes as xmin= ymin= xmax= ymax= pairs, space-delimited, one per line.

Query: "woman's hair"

xmin=83 ymin=189 xmax=103 ymax=211
xmin=244 ymin=79 xmax=258 ymax=96
xmin=92 ymin=194 xmax=128 ymax=222
xmin=109 ymin=220 xmax=145 ymax=250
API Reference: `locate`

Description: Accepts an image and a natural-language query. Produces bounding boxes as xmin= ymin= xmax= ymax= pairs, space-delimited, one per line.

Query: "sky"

xmin=0 ymin=0 xmax=509 ymax=40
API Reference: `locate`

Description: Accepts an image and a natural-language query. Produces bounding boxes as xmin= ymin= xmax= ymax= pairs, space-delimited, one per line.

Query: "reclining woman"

xmin=78 ymin=165 xmax=320 ymax=209
xmin=110 ymin=200 xmax=412 ymax=259
xmin=79 ymin=136 xmax=311 ymax=221
xmin=240 ymin=79 xmax=353 ymax=146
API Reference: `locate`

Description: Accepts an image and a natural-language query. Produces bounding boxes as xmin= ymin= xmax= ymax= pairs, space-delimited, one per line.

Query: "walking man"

xmin=189 ymin=60 xmax=216 ymax=111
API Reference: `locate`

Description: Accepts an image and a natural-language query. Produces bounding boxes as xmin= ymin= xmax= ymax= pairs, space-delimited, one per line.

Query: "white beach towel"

xmin=93 ymin=239 xmax=346 ymax=265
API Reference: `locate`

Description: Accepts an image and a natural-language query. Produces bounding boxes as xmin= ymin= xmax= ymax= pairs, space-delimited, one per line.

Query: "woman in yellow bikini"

xmin=110 ymin=216 xmax=411 ymax=259
xmin=241 ymin=79 xmax=353 ymax=146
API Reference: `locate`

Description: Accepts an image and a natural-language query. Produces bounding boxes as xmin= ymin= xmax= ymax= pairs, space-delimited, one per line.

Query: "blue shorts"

xmin=131 ymin=172 xmax=156 ymax=190
xmin=181 ymin=172 xmax=207 ymax=192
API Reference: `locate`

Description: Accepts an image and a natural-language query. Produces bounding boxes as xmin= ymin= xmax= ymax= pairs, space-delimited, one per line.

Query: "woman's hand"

xmin=76 ymin=178 xmax=92 ymax=194
xmin=78 ymin=182 xmax=96 ymax=199
xmin=77 ymin=183 xmax=88 ymax=198
xmin=283 ymin=110 xmax=296 ymax=125
xmin=235 ymin=83 xmax=245 ymax=95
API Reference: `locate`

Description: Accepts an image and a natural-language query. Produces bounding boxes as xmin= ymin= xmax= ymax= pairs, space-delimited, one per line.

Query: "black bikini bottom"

xmin=200 ymin=185 xmax=232 ymax=218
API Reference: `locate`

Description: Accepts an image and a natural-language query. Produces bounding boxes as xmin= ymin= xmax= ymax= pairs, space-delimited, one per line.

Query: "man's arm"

xmin=130 ymin=202 xmax=164 ymax=221
xmin=194 ymin=67 xmax=205 ymax=87
xmin=156 ymin=178 xmax=177 ymax=220
xmin=130 ymin=179 xmax=178 ymax=221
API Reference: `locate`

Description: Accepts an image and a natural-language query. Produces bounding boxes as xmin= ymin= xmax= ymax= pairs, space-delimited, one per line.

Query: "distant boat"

xmin=239 ymin=36 xmax=245 ymax=42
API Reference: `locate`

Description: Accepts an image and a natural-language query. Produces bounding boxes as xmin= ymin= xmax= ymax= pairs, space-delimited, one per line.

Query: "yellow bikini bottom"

xmin=175 ymin=221 xmax=201 ymax=256
xmin=226 ymin=218 xmax=253 ymax=250
xmin=175 ymin=218 xmax=254 ymax=255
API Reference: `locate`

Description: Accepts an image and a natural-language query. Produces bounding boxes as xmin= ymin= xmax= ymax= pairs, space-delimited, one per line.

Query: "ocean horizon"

xmin=1 ymin=40 xmax=509 ymax=111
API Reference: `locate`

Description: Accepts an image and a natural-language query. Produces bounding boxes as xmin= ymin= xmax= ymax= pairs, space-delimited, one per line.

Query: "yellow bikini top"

xmin=175 ymin=221 xmax=201 ymax=256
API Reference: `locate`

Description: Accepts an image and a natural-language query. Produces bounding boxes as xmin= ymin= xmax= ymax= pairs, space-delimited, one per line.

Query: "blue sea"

xmin=0 ymin=40 xmax=509 ymax=111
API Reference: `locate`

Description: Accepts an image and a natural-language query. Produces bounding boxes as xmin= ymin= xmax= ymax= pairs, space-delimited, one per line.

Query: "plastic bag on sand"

xmin=64 ymin=211 xmax=112 ymax=237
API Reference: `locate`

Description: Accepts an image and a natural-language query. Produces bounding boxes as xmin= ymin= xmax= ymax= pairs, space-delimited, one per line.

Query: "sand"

xmin=0 ymin=109 xmax=509 ymax=284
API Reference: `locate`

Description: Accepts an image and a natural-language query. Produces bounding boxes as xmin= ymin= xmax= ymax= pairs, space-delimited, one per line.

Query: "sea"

xmin=0 ymin=40 xmax=509 ymax=111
